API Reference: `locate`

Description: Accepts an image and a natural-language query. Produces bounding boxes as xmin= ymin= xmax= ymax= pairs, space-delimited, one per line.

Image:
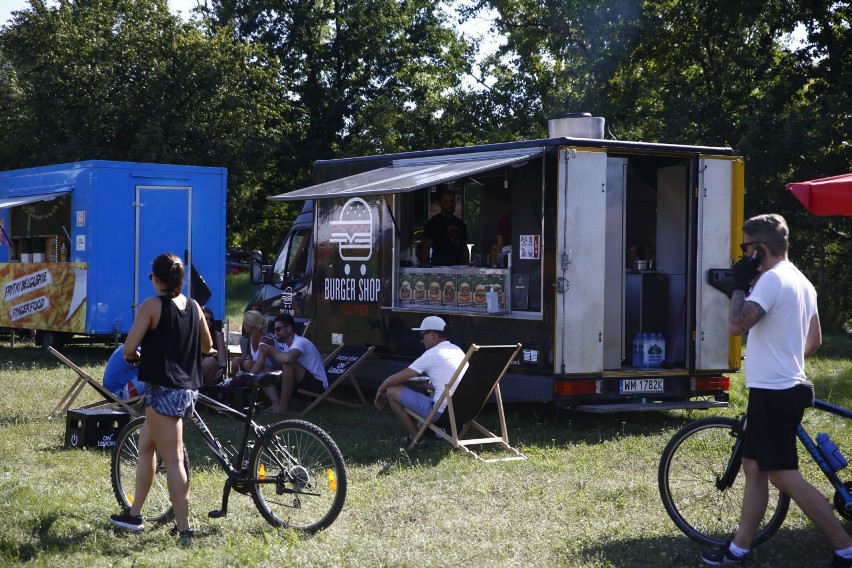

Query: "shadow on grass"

xmin=577 ymin=524 xmax=843 ymax=567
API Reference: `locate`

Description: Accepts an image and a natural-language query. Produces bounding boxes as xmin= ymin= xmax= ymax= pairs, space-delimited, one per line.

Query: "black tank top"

xmin=139 ymin=296 xmax=202 ymax=390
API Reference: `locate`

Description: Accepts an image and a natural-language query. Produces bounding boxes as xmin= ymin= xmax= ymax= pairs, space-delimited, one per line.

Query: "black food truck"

xmin=247 ymin=116 xmax=743 ymax=411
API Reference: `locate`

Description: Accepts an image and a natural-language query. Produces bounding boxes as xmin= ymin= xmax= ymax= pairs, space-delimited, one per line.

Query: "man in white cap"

xmin=374 ymin=316 xmax=467 ymax=447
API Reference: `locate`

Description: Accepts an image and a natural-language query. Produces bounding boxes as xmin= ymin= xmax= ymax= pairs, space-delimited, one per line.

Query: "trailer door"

xmin=695 ymin=158 xmax=734 ymax=370
xmin=134 ymin=186 xmax=191 ymax=310
xmin=555 ymin=148 xmax=607 ymax=373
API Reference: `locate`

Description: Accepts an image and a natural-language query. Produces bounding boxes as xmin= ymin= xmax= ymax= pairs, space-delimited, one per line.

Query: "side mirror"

xmin=250 ymin=259 xmax=272 ymax=285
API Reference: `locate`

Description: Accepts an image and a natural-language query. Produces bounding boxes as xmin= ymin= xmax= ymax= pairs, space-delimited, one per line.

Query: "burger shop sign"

xmin=323 ymin=198 xmax=382 ymax=303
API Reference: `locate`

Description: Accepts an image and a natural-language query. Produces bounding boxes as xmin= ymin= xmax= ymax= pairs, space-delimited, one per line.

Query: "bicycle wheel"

xmin=250 ymin=419 xmax=347 ymax=532
xmin=658 ymin=416 xmax=790 ymax=546
xmin=110 ymin=416 xmax=190 ymax=524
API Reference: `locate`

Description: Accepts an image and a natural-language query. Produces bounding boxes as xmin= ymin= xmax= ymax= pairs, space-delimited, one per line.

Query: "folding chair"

xmin=298 ymin=344 xmax=375 ymax=415
xmin=49 ymin=346 xmax=142 ymax=417
xmin=405 ymin=343 xmax=525 ymax=462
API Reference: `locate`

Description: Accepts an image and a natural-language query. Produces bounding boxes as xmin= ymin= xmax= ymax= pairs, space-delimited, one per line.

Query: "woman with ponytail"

xmin=109 ymin=252 xmax=214 ymax=539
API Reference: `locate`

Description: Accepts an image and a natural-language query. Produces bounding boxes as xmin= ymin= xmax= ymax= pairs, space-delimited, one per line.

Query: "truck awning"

xmin=269 ymin=148 xmax=543 ymax=201
xmin=0 ymin=188 xmax=72 ymax=210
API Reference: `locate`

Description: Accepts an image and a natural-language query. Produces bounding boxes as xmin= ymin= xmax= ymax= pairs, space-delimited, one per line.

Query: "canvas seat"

xmin=297 ymin=344 xmax=375 ymax=414
xmin=49 ymin=346 xmax=142 ymax=416
xmin=404 ymin=343 xmax=525 ymax=462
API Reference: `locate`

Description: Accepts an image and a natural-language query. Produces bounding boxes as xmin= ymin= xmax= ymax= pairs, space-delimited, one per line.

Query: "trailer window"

xmin=272 ymin=229 xmax=311 ymax=282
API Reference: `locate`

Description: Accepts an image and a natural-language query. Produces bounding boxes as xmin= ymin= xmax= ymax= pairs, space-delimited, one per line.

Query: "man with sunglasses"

xmin=374 ymin=316 xmax=466 ymax=448
xmin=255 ymin=313 xmax=327 ymax=414
xmin=702 ymin=214 xmax=852 ymax=566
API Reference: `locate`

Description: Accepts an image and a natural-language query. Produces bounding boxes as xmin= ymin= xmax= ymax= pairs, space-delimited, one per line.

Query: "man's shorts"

xmin=399 ymin=387 xmax=442 ymax=421
xmin=297 ymin=370 xmax=326 ymax=394
xmin=743 ymin=384 xmax=814 ymax=471
xmin=144 ymin=383 xmax=198 ymax=418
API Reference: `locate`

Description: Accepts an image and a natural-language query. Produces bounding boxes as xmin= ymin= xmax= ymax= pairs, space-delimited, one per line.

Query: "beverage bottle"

xmin=817 ymin=433 xmax=848 ymax=471
xmin=258 ymin=463 xmax=266 ymax=480
xmin=327 ymin=468 xmax=337 ymax=493
xmin=59 ymin=242 xmax=68 ymax=261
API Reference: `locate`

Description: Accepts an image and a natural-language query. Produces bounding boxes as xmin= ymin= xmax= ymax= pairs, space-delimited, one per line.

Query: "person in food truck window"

xmin=701 ymin=214 xmax=852 ymax=566
xmin=374 ymin=316 xmax=467 ymax=448
xmin=420 ymin=189 xmax=469 ymax=266
xmin=255 ymin=313 xmax=328 ymax=414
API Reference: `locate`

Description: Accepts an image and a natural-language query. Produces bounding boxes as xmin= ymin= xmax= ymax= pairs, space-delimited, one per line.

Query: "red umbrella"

xmin=786 ymin=173 xmax=852 ymax=216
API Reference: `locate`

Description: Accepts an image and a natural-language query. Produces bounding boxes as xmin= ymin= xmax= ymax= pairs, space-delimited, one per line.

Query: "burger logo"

xmin=399 ymin=280 xmax=411 ymax=300
xmin=442 ymin=280 xmax=455 ymax=303
xmin=329 ymin=197 xmax=373 ymax=261
xmin=414 ymin=281 xmax=426 ymax=300
xmin=473 ymin=284 xmax=487 ymax=304
xmin=458 ymin=282 xmax=471 ymax=303
xmin=428 ymin=281 xmax=441 ymax=301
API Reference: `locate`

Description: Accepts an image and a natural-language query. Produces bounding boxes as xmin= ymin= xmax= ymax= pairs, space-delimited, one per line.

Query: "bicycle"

xmin=658 ymin=399 xmax=852 ymax=547
xmin=110 ymin=370 xmax=347 ymax=533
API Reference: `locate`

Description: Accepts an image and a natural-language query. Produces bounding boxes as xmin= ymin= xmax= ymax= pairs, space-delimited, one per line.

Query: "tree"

xmin=0 ymin=0 xmax=289 ymax=255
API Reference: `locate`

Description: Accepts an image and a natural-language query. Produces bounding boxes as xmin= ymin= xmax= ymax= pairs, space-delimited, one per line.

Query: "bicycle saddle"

xmin=234 ymin=370 xmax=282 ymax=389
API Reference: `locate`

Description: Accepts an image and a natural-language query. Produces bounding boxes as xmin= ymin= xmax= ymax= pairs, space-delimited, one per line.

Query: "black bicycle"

xmin=110 ymin=370 xmax=347 ymax=533
xmin=658 ymin=399 xmax=852 ymax=546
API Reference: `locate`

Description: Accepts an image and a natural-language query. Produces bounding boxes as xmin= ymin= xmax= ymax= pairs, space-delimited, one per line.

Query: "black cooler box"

xmin=64 ymin=408 xmax=132 ymax=450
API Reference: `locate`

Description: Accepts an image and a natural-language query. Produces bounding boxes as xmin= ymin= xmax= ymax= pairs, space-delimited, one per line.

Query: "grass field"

xmin=2 ymin=278 xmax=852 ymax=566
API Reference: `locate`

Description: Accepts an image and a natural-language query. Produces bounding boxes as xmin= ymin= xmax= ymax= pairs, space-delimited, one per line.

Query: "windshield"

xmin=272 ymin=228 xmax=311 ymax=283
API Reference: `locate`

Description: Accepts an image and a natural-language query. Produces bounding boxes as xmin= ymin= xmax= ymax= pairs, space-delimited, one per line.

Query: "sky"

xmin=1 ymin=0 xmax=200 ymax=26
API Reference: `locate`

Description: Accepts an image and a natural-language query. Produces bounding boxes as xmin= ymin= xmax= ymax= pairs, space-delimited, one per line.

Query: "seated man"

xmin=103 ymin=344 xmax=143 ymax=400
xmin=374 ymin=316 xmax=466 ymax=447
xmin=256 ymin=313 xmax=328 ymax=413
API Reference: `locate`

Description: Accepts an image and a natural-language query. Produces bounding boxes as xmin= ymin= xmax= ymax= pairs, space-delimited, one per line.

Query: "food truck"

xmin=247 ymin=116 xmax=742 ymax=411
xmin=0 ymin=160 xmax=227 ymax=348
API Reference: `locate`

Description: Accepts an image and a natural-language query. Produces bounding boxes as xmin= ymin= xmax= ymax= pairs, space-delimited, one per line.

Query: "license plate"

xmin=620 ymin=378 xmax=664 ymax=394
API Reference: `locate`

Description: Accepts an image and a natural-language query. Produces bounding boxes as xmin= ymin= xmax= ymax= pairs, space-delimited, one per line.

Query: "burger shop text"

xmin=324 ymin=276 xmax=381 ymax=302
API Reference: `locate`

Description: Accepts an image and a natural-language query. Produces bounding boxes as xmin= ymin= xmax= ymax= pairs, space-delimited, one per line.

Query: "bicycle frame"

xmin=184 ymin=373 xmax=308 ymax=518
xmin=715 ymin=400 xmax=852 ymax=512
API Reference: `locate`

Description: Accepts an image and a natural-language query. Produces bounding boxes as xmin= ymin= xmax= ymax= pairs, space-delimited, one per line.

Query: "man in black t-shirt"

xmin=420 ymin=189 xmax=468 ymax=266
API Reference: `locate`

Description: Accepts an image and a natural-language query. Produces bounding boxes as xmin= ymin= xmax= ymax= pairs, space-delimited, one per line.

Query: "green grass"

xmin=225 ymin=272 xmax=255 ymax=323
xmin=1 ymin=330 xmax=852 ymax=566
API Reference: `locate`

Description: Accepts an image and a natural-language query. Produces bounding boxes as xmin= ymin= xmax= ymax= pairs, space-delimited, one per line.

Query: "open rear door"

xmin=555 ymin=148 xmax=607 ymax=374
xmin=695 ymin=157 xmax=738 ymax=370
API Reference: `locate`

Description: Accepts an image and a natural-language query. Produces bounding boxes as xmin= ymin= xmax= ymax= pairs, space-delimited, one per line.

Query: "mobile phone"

xmin=751 ymin=244 xmax=766 ymax=263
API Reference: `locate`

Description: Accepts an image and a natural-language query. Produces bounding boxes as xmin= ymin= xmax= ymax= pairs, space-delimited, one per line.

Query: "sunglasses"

xmin=739 ymin=241 xmax=765 ymax=253
xmin=420 ymin=331 xmax=433 ymax=338
xmin=147 ymin=273 xmax=153 ymax=281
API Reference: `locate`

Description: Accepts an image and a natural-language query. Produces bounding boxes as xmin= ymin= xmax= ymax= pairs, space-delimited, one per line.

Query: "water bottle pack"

xmin=632 ymin=333 xmax=666 ymax=368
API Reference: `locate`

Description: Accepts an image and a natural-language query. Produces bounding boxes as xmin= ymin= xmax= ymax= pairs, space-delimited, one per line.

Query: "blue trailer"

xmin=0 ymin=160 xmax=227 ymax=347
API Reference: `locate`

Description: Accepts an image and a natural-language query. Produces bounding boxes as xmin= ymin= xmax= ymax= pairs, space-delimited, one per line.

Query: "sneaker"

xmin=168 ymin=525 xmax=194 ymax=540
xmin=399 ymin=434 xmax=429 ymax=449
xmin=701 ymin=541 xmax=752 ymax=565
xmin=109 ymin=511 xmax=144 ymax=532
xmin=833 ymin=553 xmax=852 ymax=568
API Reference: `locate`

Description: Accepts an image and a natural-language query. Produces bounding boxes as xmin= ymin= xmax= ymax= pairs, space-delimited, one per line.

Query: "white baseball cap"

xmin=412 ymin=316 xmax=447 ymax=332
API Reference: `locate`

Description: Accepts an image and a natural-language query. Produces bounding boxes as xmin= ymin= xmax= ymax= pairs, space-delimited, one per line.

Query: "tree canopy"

xmin=1 ymin=0 xmax=850 ymax=327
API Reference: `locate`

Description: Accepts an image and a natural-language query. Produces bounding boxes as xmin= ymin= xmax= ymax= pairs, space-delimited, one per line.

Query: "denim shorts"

xmin=399 ymin=387 xmax=442 ymax=422
xmin=143 ymin=383 xmax=198 ymax=418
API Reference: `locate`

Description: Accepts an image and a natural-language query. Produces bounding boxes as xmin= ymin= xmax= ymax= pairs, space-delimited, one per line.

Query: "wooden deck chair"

xmin=298 ymin=344 xmax=375 ymax=414
xmin=405 ymin=343 xmax=525 ymax=462
xmin=49 ymin=346 xmax=142 ymax=417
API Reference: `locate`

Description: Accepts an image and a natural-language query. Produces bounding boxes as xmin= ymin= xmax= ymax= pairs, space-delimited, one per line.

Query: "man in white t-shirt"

xmin=255 ymin=313 xmax=328 ymax=414
xmin=374 ymin=316 xmax=467 ymax=447
xmin=701 ymin=214 xmax=852 ymax=567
